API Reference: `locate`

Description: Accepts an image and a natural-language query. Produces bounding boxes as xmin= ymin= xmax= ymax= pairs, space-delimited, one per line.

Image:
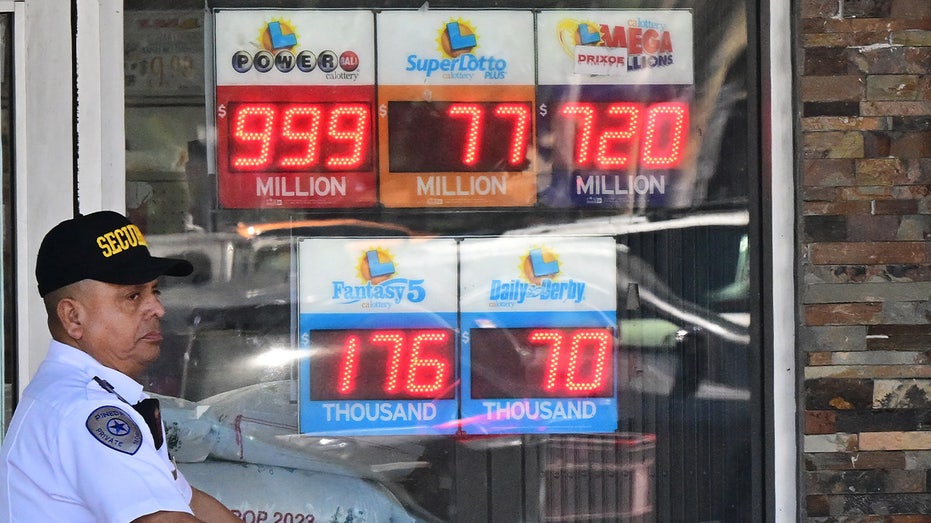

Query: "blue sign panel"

xmin=298 ymin=238 xmax=460 ymax=435
xmin=459 ymin=237 xmax=618 ymax=434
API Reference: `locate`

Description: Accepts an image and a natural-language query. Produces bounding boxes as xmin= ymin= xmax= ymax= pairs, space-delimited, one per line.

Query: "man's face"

xmin=72 ymin=279 xmax=165 ymax=378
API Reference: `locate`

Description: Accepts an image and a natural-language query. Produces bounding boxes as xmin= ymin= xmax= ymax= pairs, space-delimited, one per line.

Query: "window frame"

xmin=6 ymin=0 xmax=798 ymax=519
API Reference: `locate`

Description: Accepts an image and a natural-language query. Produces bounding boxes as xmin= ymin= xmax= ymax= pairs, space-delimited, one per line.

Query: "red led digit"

xmin=641 ymin=102 xmax=689 ymax=168
xmin=337 ymin=334 xmax=360 ymax=394
xmin=529 ymin=330 xmax=564 ymax=392
xmin=528 ymin=329 xmax=612 ymax=394
xmin=559 ymin=103 xmax=596 ymax=166
xmin=596 ymin=103 xmax=642 ymax=168
xmin=279 ymin=105 xmax=322 ymax=168
xmin=371 ymin=331 xmax=405 ymax=394
xmin=228 ymin=102 xmax=373 ymax=173
xmin=447 ymin=104 xmax=484 ymax=166
xmin=406 ymin=331 xmax=451 ymax=395
xmin=232 ymin=104 xmax=276 ymax=169
xmin=565 ymin=330 xmax=612 ymax=393
xmin=493 ymin=104 xmax=531 ymax=167
xmin=555 ymin=101 xmax=690 ymax=170
xmin=325 ymin=104 xmax=370 ymax=169
xmin=312 ymin=329 xmax=456 ymax=401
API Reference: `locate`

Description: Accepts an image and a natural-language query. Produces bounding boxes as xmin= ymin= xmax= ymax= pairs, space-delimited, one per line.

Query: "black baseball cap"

xmin=36 ymin=211 xmax=194 ymax=297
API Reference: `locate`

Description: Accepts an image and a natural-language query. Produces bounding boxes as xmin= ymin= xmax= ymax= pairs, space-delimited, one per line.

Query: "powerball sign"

xmin=297 ymin=238 xmax=459 ymax=436
xmin=213 ymin=10 xmax=377 ymax=209
xmin=459 ymin=236 xmax=618 ymax=434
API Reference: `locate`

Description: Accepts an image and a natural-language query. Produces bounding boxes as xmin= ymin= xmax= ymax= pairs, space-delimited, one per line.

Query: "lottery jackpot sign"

xmin=213 ymin=9 xmax=693 ymax=210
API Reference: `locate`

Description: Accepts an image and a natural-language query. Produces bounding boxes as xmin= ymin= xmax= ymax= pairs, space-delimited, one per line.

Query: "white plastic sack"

xmin=179 ymin=461 xmax=422 ymax=523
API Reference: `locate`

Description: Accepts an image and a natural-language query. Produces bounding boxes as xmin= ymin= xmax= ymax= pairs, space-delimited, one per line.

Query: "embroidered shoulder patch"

xmin=85 ymin=406 xmax=143 ymax=455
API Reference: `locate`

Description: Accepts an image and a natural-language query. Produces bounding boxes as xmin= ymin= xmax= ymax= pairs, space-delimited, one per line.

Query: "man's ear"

xmin=57 ymin=298 xmax=85 ymax=340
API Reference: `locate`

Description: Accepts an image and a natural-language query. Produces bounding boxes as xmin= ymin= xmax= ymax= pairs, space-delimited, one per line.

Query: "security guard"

xmin=0 ymin=211 xmax=240 ymax=522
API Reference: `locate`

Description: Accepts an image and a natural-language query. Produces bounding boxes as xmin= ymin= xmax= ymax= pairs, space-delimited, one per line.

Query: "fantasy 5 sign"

xmin=298 ymin=238 xmax=459 ymax=435
xmin=212 ymin=9 xmax=694 ymax=210
xmin=297 ymin=236 xmax=617 ymax=436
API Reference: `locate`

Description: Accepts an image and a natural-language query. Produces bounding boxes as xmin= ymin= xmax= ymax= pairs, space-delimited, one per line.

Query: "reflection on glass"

xmin=127 ymin=1 xmax=759 ymax=521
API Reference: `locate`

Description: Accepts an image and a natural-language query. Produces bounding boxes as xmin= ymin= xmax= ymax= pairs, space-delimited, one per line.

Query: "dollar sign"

xmin=538 ymin=103 xmax=548 ymax=117
xmin=217 ymin=104 xmax=227 ymax=119
xmin=378 ymin=103 xmax=388 ymax=118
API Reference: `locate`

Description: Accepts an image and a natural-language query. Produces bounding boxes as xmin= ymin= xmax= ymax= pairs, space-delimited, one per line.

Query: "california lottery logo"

xmin=489 ymin=246 xmax=587 ymax=305
xmin=358 ymin=247 xmax=396 ymax=285
xmin=406 ymin=18 xmax=507 ymax=80
xmin=555 ymin=19 xmax=603 ymax=52
xmin=260 ymin=18 xmax=299 ymax=53
xmin=230 ymin=18 xmax=361 ymax=78
xmin=520 ymin=246 xmax=560 ymax=285
xmin=437 ymin=18 xmax=478 ymax=58
xmin=555 ymin=17 xmax=677 ymax=71
xmin=330 ymin=247 xmax=426 ymax=305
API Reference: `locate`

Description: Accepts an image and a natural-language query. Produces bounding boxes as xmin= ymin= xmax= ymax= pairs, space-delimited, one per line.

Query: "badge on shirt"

xmin=85 ymin=406 xmax=143 ymax=455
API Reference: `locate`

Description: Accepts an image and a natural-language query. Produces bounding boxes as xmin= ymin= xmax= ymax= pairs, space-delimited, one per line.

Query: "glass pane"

xmin=124 ymin=2 xmax=759 ymax=521
xmin=0 ymin=13 xmax=13 ymax=435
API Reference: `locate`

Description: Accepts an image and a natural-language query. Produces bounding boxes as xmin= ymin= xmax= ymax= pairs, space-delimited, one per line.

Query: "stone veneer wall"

xmin=799 ymin=0 xmax=931 ymax=520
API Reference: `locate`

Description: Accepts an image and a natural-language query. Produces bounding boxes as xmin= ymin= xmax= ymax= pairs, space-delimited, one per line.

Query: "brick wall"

xmin=799 ymin=0 xmax=931 ymax=520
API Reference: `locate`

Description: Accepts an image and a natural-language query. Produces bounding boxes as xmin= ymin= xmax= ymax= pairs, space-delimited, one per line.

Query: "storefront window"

xmin=125 ymin=2 xmax=761 ymax=521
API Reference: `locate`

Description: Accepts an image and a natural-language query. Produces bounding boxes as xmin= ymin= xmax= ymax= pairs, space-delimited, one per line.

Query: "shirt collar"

xmin=47 ymin=339 xmax=146 ymax=403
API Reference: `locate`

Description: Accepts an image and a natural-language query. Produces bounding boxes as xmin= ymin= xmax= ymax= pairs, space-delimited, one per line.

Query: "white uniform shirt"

xmin=0 ymin=340 xmax=194 ymax=522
